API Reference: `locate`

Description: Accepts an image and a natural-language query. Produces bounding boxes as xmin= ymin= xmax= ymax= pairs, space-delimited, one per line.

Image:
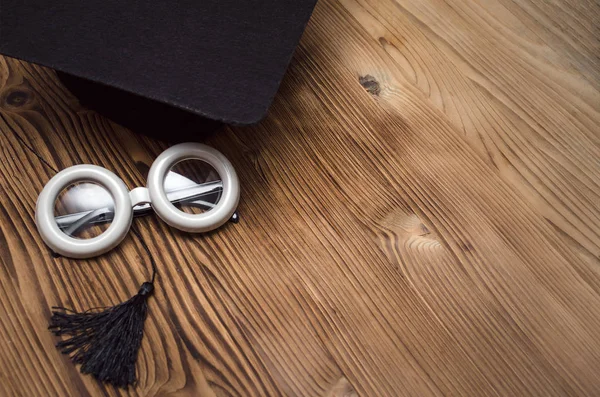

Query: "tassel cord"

xmin=130 ymin=225 xmax=158 ymax=284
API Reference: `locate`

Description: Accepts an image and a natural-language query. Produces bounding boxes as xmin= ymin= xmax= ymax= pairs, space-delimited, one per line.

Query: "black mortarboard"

xmin=0 ymin=0 xmax=317 ymax=127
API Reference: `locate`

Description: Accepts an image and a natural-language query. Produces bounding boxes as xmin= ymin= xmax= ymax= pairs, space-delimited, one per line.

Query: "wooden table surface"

xmin=1 ymin=0 xmax=599 ymax=395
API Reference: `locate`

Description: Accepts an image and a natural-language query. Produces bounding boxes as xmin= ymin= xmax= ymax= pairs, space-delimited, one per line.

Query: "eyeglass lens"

xmin=163 ymin=159 xmax=222 ymax=215
xmin=54 ymin=182 xmax=115 ymax=239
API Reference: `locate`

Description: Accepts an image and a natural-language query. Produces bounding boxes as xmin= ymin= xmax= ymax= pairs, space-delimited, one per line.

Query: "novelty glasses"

xmin=36 ymin=143 xmax=240 ymax=258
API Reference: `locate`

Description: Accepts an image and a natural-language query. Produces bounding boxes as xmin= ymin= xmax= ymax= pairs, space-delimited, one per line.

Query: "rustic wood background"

xmin=1 ymin=0 xmax=599 ymax=395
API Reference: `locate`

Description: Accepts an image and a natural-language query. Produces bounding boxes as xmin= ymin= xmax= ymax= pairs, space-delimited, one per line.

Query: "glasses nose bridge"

xmin=129 ymin=187 xmax=151 ymax=207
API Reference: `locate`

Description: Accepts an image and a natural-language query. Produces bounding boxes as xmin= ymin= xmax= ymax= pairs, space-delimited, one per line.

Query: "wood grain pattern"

xmin=0 ymin=0 xmax=599 ymax=395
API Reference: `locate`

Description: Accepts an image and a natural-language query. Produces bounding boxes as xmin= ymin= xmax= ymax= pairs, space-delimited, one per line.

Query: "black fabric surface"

xmin=0 ymin=0 xmax=317 ymax=125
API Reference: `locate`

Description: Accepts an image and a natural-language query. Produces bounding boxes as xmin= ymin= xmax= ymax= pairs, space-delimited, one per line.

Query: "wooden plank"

xmin=0 ymin=0 xmax=599 ymax=395
xmin=339 ymin=0 xmax=600 ymax=267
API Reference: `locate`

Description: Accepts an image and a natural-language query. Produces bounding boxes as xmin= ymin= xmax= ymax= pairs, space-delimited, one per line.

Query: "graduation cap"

xmin=0 ymin=0 xmax=317 ymax=136
xmin=0 ymin=0 xmax=317 ymax=388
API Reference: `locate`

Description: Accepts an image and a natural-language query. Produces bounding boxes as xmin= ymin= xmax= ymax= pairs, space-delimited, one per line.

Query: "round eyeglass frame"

xmin=35 ymin=143 xmax=240 ymax=258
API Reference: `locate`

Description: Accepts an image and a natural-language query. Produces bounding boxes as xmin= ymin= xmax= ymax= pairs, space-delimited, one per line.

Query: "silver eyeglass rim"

xmin=35 ymin=143 xmax=240 ymax=258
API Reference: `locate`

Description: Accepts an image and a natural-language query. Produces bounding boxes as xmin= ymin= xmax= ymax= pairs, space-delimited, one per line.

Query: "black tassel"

xmin=48 ymin=228 xmax=158 ymax=388
xmin=49 ymin=282 xmax=154 ymax=388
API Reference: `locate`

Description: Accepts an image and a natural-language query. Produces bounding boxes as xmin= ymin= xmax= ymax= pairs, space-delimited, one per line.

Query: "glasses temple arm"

xmin=55 ymin=181 xmax=239 ymax=230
